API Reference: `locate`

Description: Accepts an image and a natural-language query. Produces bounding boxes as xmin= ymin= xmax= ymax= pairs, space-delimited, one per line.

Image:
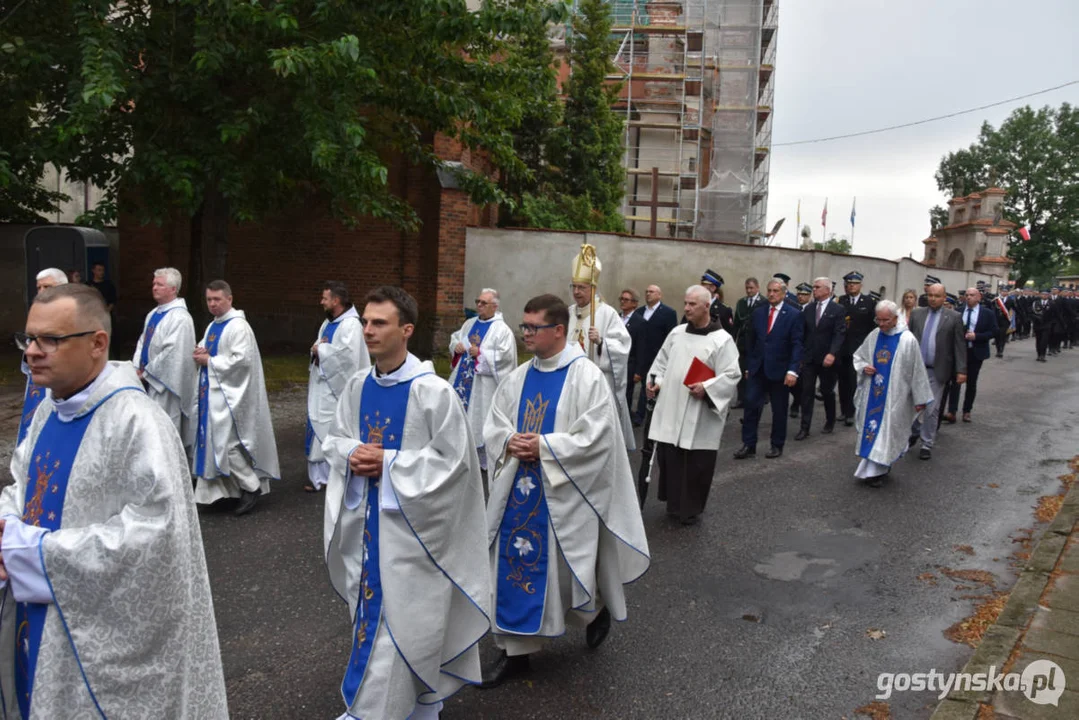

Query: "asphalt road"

xmin=2 ymin=339 xmax=1075 ymax=719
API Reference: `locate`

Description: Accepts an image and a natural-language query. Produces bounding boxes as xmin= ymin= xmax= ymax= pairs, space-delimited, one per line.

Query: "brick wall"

xmin=117 ymin=134 xmax=495 ymax=356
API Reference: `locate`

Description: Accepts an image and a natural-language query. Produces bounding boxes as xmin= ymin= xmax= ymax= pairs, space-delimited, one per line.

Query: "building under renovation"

xmin=604 ymin=0 xmax=777 ymax=243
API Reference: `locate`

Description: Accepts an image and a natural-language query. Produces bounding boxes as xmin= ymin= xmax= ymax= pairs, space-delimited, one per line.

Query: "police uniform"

xmin=836 ymin=271 xmax=876 ymax=424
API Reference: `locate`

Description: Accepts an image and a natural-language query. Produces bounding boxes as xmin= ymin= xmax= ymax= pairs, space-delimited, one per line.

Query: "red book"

xmin=683 ymin=357 xmax=716 ymax=387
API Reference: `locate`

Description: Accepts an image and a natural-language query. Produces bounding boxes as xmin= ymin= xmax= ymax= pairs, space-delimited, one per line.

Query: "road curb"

xmin=929 ymin=478 xmax=1079 ymax=719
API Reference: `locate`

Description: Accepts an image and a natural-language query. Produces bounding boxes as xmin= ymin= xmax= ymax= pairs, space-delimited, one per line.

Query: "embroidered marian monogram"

xmin=495 ymin=363 xmax=572 ymax=634
xmin=859 ymin=332 xmax=901 ymax=460
xmin=451 ymin=319 xmax=492 ymax=412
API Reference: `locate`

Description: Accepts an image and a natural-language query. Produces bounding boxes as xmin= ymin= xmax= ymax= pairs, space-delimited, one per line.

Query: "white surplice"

xmin=307 ymin=306 xmax=369 ymax=488
xmin=852 ymin=325 xmax=934 ymax=476
xmin=194 ymin=308 xmax=280 ymax=503
xmin=0 ymin=362 xmax=228 ymax=718
xmin=647 ymin=324 xmax=742 ymax=450
xmin=322 ymin=354 xmax=490 ymax=719
xmin=566 ymin=300 xmax=636 ymax=450
xmin=484 ymin=344 xmax=650 ymax=652
xmin=132 ymin=297 xmax=197 ymax=448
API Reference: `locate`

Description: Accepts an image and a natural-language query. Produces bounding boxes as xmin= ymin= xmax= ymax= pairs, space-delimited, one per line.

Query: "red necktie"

xmin=768 ymin=306 xmax=776 ymax=334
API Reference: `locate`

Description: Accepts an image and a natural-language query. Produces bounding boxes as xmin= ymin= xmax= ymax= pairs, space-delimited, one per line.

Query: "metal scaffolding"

xmin=603 ymin=0 xmax=777 ymax=242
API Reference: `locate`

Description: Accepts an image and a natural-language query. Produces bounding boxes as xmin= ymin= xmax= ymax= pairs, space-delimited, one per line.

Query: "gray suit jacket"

xmin=908 ymin=306 xmax=968 ymax=383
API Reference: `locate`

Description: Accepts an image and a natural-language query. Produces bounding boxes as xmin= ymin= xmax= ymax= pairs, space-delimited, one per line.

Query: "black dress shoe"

xmin=919 ymin=447 xmax=932 ymax=460
xmin=234 ymin=489 xmax=260 ymax=516
xmin=733 ymin=445 xmax=756 ymax=459
xmin=821 ymin=422 xmax=835 ymax=434
xmin=908 ymin=433 xmax=920 ymax=448
xmin=480 ymin=651 xmax=530 ymax=689
xmin=794 ymin=429 xmax=809 ymax=441
xmin=586 ymin=606 xmax=611 ymax=648
xmin=765 ymin=445 xmax=783 ymax=459
xmin=789 ymin=407 xmax=799 ymax=419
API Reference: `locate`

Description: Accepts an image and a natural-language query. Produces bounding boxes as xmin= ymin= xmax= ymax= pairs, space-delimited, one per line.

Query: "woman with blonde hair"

xmin=900 ymin=289 xmax=917 ymax=325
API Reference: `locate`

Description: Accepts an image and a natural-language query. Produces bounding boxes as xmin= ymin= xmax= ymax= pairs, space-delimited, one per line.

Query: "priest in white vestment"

xmin=481 ymin=293 xmax=650 ymax=687
xmin=133 ymin=267 xmax=197 ymax=449
xmin=565 ymin=251 xmax=636 ymax=451
xmin=448 ymin=288 xmax=518 ymax=471
xmin=322 ymin=286 xmax=489 ymax=720
xmin=852 ymin=300 xmax=933 ymax=487
xmin=646 ymin=285 xmax=742 ymax=524
xmin=306 ymin=281 xmax=369 ymax=492
xmin=1 ymin=284 xmax=227 ymax=718
xmin=193 ymin=280 xmax=280 ymax=516
xmin=16 ymin=270 xmax=69 ymax=446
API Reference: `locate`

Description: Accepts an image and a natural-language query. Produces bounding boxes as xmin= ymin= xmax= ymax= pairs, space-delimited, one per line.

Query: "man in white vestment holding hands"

xmin=193 ymin=280 xmax=280 ymax=516
xmin=306 ymin=281 xmax=368 ymax=493
xmin=447 ymin=287 xmax=517 ymax=471
xmin=322 ymin=286 xmax=490 ymax=720
xmin=481 ymin=293 xmax=649 ymax=687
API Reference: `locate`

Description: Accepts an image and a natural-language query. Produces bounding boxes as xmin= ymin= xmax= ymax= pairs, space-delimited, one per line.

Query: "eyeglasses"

xmin=475 ymin=300 xmax=491 ymax=307
xmin=619 ymin=296 xmax=634 ymax=303
xmin=15 ymin=330 xmax=97 ymax=354
xmin=519 ymin=323 xmax=558 ymax=335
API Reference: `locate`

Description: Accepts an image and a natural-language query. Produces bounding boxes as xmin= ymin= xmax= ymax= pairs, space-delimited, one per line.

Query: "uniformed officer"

xmin=918 ymin=274 xmax=940 ymax=308
xmin=836 ymin=270 xmax=876 ymax=426
xmin=795 ymin=282 xmax=812 ymax=308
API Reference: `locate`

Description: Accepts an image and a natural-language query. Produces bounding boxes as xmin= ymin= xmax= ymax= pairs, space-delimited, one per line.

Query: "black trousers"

xmin=799 ymin=362 xmax=837 ymax=430
xmin=836 ymin=353 xmax=857 ymax=418
xmin=994 ymin=329 xmax=1008 ymax=356
xmin=743 ymin=373 xmax=790 ymax=449
xmin=948 ymin=353 xmax=984 ymax=414
xmin=1036 ymin=327 xmax=1050 ymax=358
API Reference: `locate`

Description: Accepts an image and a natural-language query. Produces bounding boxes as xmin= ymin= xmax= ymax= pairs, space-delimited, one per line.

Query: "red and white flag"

xmin=1018 ymin=226 xmax=1031 ymax=241
xmin=821 ymin=198 xmax=828 ymax=227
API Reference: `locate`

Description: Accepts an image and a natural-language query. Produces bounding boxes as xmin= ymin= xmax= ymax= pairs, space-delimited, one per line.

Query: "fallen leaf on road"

xmin=916 ymin=572 xmax=938 ymax=586
xmin=1035 ymin=495 xmax=1064 ymax=523
xmin=943 ymin=592 xmax=1009 ymax=647
xmin=854 ymin=701 xmax=891 ymax=719
xmin=987 ymin=483 xmax=1000 ymax=489
xmin=953 ymin=545 xmax=975 ymax=556
xmin=939 ymin=567 xmax=996 ymax=587
xmin=865 ymin=628 xmax=887 ymax=640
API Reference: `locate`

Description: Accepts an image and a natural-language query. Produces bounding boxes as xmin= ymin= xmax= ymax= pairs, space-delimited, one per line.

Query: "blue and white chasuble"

xmin=858 ymin=332 xmax=901 ymax=460
xmin=195 ymin=318 xmax=234 ymax=478
xmin=17 ymin=375 xmax=44 ymax=447
xmin=137 ymin=307 xmax=175 ymax=372
xmin=450 ymin=319 xmax=492 ymax=412
xmin=15 ymin=390 xmax=134 ymax=717
xmin=494 ymin=364 xmax=571 ymax=634
xmin=341 ymin=373 xmax=412 ymax=707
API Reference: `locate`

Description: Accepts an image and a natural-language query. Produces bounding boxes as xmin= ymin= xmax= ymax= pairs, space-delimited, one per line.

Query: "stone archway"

xmin=945 ymin=248 xmax=965 ymax=270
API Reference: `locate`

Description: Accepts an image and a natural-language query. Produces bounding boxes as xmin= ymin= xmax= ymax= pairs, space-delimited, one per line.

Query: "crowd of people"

xmin=2 ymin=252 xmax=1072 ymax=718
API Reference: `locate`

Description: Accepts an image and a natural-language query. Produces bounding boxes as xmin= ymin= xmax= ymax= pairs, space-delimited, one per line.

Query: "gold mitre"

xmin=571 ymin=243 xmax=602 ymax=287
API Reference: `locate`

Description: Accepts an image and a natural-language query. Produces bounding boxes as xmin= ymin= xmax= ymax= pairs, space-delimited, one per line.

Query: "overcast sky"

xmin=764 ymin=0 xmax=1079 ymax=262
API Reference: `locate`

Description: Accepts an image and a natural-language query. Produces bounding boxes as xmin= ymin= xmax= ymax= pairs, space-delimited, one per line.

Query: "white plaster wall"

xmin=466 ymin=227 xmax=1001 ymax=329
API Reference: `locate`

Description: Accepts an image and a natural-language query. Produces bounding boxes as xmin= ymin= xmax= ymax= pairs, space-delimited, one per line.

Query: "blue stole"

xmin=17 ymin=377 xmax=45 ymax=446
xmin=858 ymin=332 xmax=902 ymax=459
xmin=495 ymin=363 xmax=571 ymax=634
xmin=306 ymin=319 xmax=344 ymax=456
xmin=451 ymin=319 xmax=493 ymax=412
xmin=16 ymin=406 xmax=100 ymax=717
xmin=341 ymin=373 xmax=413 ymax=707
xmin=195 ymin=318 xmax=234 ymax=477
xmin=138 ymin=307 xmax=175 ymax=371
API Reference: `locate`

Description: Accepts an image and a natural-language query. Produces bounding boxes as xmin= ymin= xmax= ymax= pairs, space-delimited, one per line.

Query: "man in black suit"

xmin=1032 ymin=290 xmax=1053 ymax=361
xmin=946 ymin=287 xmax=998 ymax=422
xmin=619 ymin=288 xmax=646 ymax=423
xmin=631 ymin=284 xmax=678 ymax=424
xmin=732 ymin=277 xmax=763 ymax=408
xmin=837 ymin=271 xmax=877 ymax=426
xmin=735 ymin=278 xmax=804 ymax=459
xmin=794 ymin=277 xmax=846 ymax=440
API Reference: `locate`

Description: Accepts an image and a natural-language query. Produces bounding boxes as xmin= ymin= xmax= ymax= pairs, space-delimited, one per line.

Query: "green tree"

xmin=521 ymin=0 xmax=625 ymax=232
xmin=934 ymin=104 xmax=1078 ymax=284
xmin=1 ymin=0 xmax=532 ymax=297
xmin=928 ymin=205 xmax=949 ymax=231
xmin=813 ymin=234 xmax=852 ymax=254
xmin=499 ymin=0 xmax=565 ymax=224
